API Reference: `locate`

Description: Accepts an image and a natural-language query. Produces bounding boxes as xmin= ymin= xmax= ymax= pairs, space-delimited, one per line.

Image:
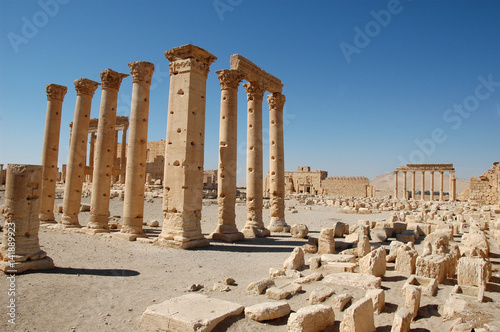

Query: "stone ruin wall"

xmin=461 ymin=162 xmax=500 ymax=205
xmin=321 ymin=176 xmax=374 ymax=198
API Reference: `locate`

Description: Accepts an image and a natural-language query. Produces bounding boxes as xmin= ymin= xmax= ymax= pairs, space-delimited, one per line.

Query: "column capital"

xmin=128 ymin=61 xmax=155 ymax=84
xmin=165 ymin=44 xmax=217 ymax=77
xmin=74 ymin=78 xmax=100 ymax=97
xmin=267 ymin=92 xmax=286 ymax=110
xmin=216 ymin=69 xmax=244 ymax=90
xmin=100 ymin=69 xmax=128 ymax=91
xmin=243 ymin=81 xmax=266 ymax=101
xmin=46 ymin=84 xmax=67 ymax=101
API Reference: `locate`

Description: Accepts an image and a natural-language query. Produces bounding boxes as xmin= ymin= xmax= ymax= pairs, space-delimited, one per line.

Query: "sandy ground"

xmin=1 ymin=191 xmax=500 ymax=332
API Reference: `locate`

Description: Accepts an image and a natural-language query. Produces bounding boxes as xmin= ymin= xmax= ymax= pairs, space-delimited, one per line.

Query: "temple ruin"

xmin=394 ymin=164 xmax=456 ymax=201
xmin=460 ymin=162 xmax=500 ymax=205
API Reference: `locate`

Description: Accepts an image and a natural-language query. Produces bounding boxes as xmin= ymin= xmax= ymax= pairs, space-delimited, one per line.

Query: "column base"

xmin=208 ymin=232 xmax=245 ymax=242
xmin=157 ymin=237 xmax=210 ymax=249
xmin=112 ymin=232 xmax=148 ymax=241
xmin=241 ymin=226 xmax=270 ymax=238
xmin=50 ymin=222 xmax=82 ymax=230
xmin=268 ymin=217 xmax=290 ymax=233
xmin=81 ymin=227 xmax=110 ymax=235
xmin=39 ymin=212 xmax=56 ymax=224
xmin=0 ymin=256 xmax=54 ymax=274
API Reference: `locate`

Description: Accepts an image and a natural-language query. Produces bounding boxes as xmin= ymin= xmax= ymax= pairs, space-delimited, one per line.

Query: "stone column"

xmin=267 ymin=92 xmax=289 ymax=232
xmin=119 ymin=126 xmax=127 ymax=184
xmin=421 ymin=171 xmax=425 ymax=201
xmin=116 ymin=61 xmax=154 ymax=241
xmin=403 ymin=171 xmax=407 ymax=200
xmin=158 ymin=44 xmax=216 ymax=249
xmin=59 ymin=79 xmax=100 ymax=228
xmin=209 ymin=69 xmax=245 ymax=242
xmin=0 ymin=164 xmax=54 ymax=273
xmin=394 ymin=171 xmax=399 ymax=200
xmin=241 ymin=81 xmax=270 ymax=238
xmin=439 ymin=171 xmax=444 ymax=201
xmin=113 ymin=129 xmax=119 ymax=183
xmin=411 ymin=171 xmax=416 ymax=200
xmin=39 ymin=84 xmax=67 ymax=224
xmin=89 ymin=132 xmax=96 ymax=182
xmin=450 ymin=171 xmax=456 ymax=201
xmin=0 ymin=164 xmax=3 ymax=186
xmin=87 ymin=69 xmax=128 ymax=233
xmin=430 ymin=171 xmax=435 ymax=201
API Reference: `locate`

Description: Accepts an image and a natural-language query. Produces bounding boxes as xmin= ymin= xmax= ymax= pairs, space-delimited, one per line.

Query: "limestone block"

xmin=317 ymin=228 xmax=336 ymax=254
xmin=359 ymin=246 xmax=386 ymax=277
xmin=340 ymin=297 xmax=376 ymax=332
xmin=457 ymin=257 xmax=491 ymax=288
xmin=402 ymin=275 xmax=438 ymax=296
xmin=424 ymin=231 xmax=450 ymax=247
xmin=287 ymin=304 xmax=335 ymax=332
xmin=308 ymin=286 xmax=335 ymax=304
xmin=302 ymin=243 xmax=317 ymax=254
xmin=270 ymin=268 xmax=286 ymax=278
xmin=333 ymin=221 xmax=348 ymax=237
xmin=322 ymin=262 xmax=357 ymax=273
xmin=416 ymin=254 xmax=447 ymax=283
xmin=284 ymin=247 xmax=305 ymax=270
xmin=387 ymin=241 xmax=405 ymax=262
xmin=395 ymin=244 xmax=418 ymax=275
xmin=442 ymin=295 xmax=469 ymax=320
xmin=332 ymin=294 xmax=352 ymax=311
xmin=291 ymin=224 xmax=309 ymax=238
xmin=308 ymin=256 xmax=321 ymax=270
xmin=280 ymin=282 xmax=302 ymax=296
xmin=245 ymin=301 xmax=291 ymax=322
xmin=358 ymin=235 xmax=371 ymax=258
xmin=405 ymin=285 xmax=421 ymax=321
xmin=321 ymin=254 xmax=356 ymax=264
xmin=140 ymin=294 xmax=243 ymax=332
xmin=323 ymin=272 xmax=381 ymax=290
xmin=461 ymin=232 xmax=489 ymax=257
xmin=393 ymin=222 xmax=407 ymax=234
xmin=247 ymin=278 xmax=275 ymax=295
xmin=365 ymin=288 xmax=385 ymax=314
xmin=295 ymin=272 xmax=323 ymax=284
xmin=370 ymin=228 xmax=388 ymax=242
xmin=345 ymin=233 xmax=359 ymax=243
xmin=390 ymin=308 xmax=412 ymax=332
xmin=80 ymin=203 xmax=91 ymax=212
xmin=266 ymin=286 xmax=290 ymax=300
xmin=396 ymin=230 xmax=416 ymax=244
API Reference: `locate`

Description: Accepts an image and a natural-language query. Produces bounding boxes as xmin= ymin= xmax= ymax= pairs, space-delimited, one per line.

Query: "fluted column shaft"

xmin=411 ymin=171 xmax=416 ymax=200
xmin=430 ymin=171 xmax=435 ymax=201
xmin=60 ymin=79 xmax=100 ymax=228
xmin=159 ymin=44 xmax=217 ymax=249
xmin=88 ymin=69 xmax=128 ymax=232
xmin=39 ymin=84 xmax=67 ymax=223
xmin=421 ymin=171 xmax=425 ymax=201
xmin=210 ymin=69 xmax=245 ymax=242
xmin=439 ymin=171 xmax=444 ymax=201
xmin=118 ymin=61 xmax=154 ymax=240
xmin=120 ymin=127 xmax=127 ymax=184
xmin=241 ymin=81 xmax=270 ymax=238
xmin=267 ymin=92 xmax=288 ymax=232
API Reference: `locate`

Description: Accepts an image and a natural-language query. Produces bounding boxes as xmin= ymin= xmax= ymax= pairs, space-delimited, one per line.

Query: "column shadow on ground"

xmin=28 ymin=266 xmax=140 ymax=277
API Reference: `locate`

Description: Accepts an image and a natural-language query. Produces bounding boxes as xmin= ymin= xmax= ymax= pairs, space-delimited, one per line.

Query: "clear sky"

xmin=1 ymin=0 xmax=499 ymax=183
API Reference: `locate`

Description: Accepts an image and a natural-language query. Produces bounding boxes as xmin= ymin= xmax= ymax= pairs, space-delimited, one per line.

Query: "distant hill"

xmin=370 ymin=172 xmax=469 ymax=198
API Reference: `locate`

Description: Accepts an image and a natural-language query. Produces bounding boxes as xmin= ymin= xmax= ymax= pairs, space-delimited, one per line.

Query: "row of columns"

xmin=394 ymin=170 xmax=456 ymax=201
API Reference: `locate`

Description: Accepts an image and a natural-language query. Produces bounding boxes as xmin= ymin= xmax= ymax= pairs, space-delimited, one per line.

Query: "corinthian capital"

xmin=216 ymin=69 xmax=244 ymax=90
xmin=100 ymin=69 xmax=129 ymax=90
xmin=267 ymin=92 xmax=286 ymax=110
xmin=128 ymin=61 xmax=155 ymax=84
xmin=243 ymin=81 xmax=266 ymax=101
xmin=74 ymin=78 xmax=100 ymax=97
xmin=46 ymin=84 xmax=67 ymax=101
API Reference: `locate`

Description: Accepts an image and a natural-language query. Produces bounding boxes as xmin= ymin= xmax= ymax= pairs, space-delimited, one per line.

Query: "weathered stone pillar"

xmin=394 ymin=171 xmax=399 ymax=200
xmin=113 ymin=129 xmax=119 ymax=183
xmin=119 ymin=126 xmax=127 ymax=184
xmin=87 ymin=69 xmax=128 ymax=233
xmin=450 ymin=171 xmax=456 ymax=201
xmin=430 ymin=171 xmax=435 ymax=201
xmin=158 ymin=44 xmax=216 ymax=249
xmin=411 ymin=171 xmax=416 ymax=200
xmin=59 ymin=79 xmax=100 ymax=228
xmin=39 ymin=84 xmax=67 ymax=224
xmin=209 ymin=69 xmax=245 ymax=242
xmin=403 ymin=171 xmax=407 ymax=200
xmin=116 ymin=61 xmax=154 ymax=241
xmin=267 ymin=92 xmax=289 ymax=232
xmin=439 ymin=171 xmax=444 ymax=201
xmin=421 ymin=171 xmax=425 ymax=201
xmin=241 ymin=81 xmax=270 ymax=238
xmin=0 ymin=165 xmax=54 ymax=273
xmin=0 ymin=164 xmax=3 ymax=186
xmin=89 ymin=132 xmax=96 ymax=182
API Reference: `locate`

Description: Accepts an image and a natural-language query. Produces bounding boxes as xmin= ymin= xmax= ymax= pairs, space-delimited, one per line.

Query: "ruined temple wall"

xmin=145 ymin=139 xmax=165 ymax=181
xmin=321 ymin=176 xmax=372 ymax=198
xmin=466 ymin=162 xmax=500 ymax=205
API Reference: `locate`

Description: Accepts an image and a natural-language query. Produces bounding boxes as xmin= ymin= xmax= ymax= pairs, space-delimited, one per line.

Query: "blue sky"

xmin=1 ymin=0 xmax=499 ymax=183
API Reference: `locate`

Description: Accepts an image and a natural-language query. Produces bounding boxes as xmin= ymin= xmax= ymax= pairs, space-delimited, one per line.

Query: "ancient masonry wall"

xmin=321 ymin=176 xmax=373 ymax=198
xmin=464 ymin=162 xmax=500 ymax=205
